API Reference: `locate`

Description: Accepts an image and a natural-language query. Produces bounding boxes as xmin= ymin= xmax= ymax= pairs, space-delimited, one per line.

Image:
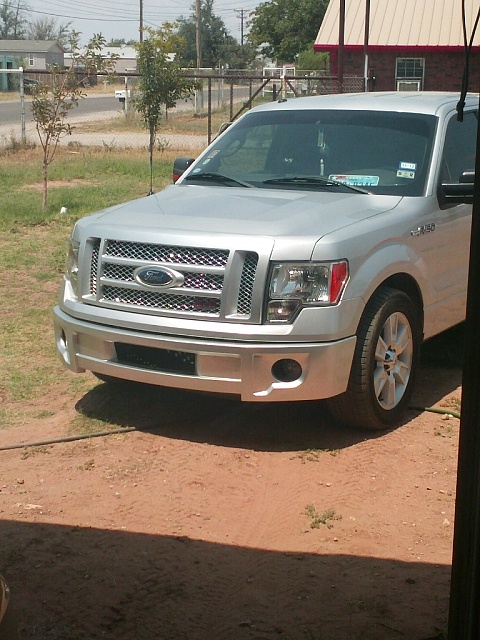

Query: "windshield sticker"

xmin=397 ymin=169 xmax=416 ymax=179
xmin=398 ymin=161 xmax=417 ymax=179
xmin=329 ymin=174 xmax=379 ymax=187
xmin=201 ymin=149 xmax=221 ymax=166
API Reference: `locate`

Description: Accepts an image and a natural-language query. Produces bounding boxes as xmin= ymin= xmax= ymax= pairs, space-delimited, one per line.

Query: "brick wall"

xmin=338 ymin=49 xmax=480 ymax=92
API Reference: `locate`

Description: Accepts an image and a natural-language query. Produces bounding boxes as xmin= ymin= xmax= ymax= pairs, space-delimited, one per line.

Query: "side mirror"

xmin=440 ymin=171 xmax=475 ymax=204
xmin=173 ymin=157 xmax=195 ymax=183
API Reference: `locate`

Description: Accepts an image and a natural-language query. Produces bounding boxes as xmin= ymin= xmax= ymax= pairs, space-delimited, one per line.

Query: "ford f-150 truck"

xmin=53 ymin=92 xmax=477 ymax=430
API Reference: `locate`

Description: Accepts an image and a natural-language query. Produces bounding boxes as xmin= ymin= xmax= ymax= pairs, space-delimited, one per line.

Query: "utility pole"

xmin=196 ymin=0 xmax=202 ymax=68
xmin=235 ymin=9 xmax=247 ymax=47
xmin=195 ymin=0 xmax=203 ymax=112
xmin=338 ymin=0 xmax=345 ymax=92
xmin=139 ymin=0 xmax=143 ymax=42
xmin=363 ymin=0 xmax=370 ymax=91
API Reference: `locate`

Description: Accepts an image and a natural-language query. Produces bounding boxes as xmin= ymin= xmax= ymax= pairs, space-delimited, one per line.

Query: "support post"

xmin=448 ymin=107 xmax=480 ymax=639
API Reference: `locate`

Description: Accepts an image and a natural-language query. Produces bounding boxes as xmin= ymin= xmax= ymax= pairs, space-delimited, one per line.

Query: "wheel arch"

xmin=375 ymin=273 xmax=424 ymax=338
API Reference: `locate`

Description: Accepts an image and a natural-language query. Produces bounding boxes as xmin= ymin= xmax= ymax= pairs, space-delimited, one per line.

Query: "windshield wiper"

xmin=263 ymin=176 xmax=371 ymax=194
xmin=184 ymin=172 xmax=253 ymax=188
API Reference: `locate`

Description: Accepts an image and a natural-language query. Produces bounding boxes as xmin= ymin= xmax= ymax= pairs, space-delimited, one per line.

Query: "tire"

xmin=327 ymin=286 xmax=421 ymax=430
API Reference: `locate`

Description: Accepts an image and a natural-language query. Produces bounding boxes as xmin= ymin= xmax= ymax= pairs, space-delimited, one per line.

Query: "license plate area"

xmin=114 ymin=343 xmax=196 ymax=375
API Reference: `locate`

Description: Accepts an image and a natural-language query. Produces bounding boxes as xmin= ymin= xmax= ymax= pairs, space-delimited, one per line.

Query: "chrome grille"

xmin=90 ymin=239 xmax=100 ymax=295
xmin=238 ymin=253 xmax=258 ymax=315
xmin=102 ymin=263 xmax=224 ymax=291
xmin=104 ymin=240 xmax=229 ymax=267
xmin=102 ymin=286 xmax=221 ymax=314
xmin=87 ymin=238 xmax=259 ymax=320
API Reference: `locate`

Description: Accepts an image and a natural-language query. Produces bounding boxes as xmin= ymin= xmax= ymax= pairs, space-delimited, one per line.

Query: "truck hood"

xmin=86 ymin=184 xmax=402 ymax=239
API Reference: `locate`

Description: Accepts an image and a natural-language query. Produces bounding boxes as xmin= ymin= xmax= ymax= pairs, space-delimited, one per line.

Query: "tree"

xmin=176 ymin=0 xmax=232 ymax=68
xmin=296 ymin=47 xmax=329 ymax=72
xmin=134 ymin=25 xmax=197 ymax=195
xmin=247 ymin=0 xmax=329 ymax=63
xmin=27 ymin=16 xmax=72 ymax=47
xmin=217 ymin=38 xmax=257 ymax=70
xmin=106 ymin=38 xmax=138 ymax=47
xmin=0 ymin=0 xmax=27 ymax=39
xmin=30 ymin=32 xmax=117 ymax=211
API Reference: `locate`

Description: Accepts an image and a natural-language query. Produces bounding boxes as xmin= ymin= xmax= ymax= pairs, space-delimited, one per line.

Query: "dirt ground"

xmin=0 ymin=330 xmax=463 ymax=640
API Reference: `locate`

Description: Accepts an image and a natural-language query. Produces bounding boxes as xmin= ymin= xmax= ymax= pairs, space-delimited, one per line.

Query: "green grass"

xmin=0 ymin=146 xmax=176 ymax=230
xmin=0 ymin=146 xmax=185 ymax=426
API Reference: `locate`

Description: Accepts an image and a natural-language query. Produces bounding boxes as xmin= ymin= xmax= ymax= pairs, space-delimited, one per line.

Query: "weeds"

xmin=441 ymin=396 xmax=461 ymax=414
xmin=293 ymin=448 xmax=340 ymax=463
xmin=304 ymin=504 xmax=341 ymax=529
xmin=0 ymin=133 xmax=36 ymax=153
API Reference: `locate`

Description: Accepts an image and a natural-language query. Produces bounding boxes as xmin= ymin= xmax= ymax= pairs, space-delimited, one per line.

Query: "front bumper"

xmin=53 ymin=306 xmax=356 ymax=402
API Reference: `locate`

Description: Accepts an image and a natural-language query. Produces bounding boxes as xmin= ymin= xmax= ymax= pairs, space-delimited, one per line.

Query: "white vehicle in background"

xmin=54 ymin=92 xmax=476 ymax=430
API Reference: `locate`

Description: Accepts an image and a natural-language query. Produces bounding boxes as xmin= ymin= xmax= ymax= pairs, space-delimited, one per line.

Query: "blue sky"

xmin=27 ymin=0 xmax=260 ymax=44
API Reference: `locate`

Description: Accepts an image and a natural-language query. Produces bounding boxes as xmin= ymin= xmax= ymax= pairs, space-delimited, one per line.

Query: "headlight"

xmin=65 ymin=238 xmax=80 ymax=299
xmin=267 ymin=260 xmax=348 ymax=323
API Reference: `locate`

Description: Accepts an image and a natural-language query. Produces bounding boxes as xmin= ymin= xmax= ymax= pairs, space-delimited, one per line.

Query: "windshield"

xmin=186 ymin=109 xmax=437 ymax=196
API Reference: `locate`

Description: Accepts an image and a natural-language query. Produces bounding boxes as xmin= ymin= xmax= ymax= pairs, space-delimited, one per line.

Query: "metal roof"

xmin=315 ymin=0 xmax=480 ymax=48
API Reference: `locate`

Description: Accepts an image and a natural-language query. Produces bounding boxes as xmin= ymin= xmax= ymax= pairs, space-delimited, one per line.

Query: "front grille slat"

xmin=86 ymin=238 xmax=260 ymax=321
xmin=105 ymin=240 xmax=229 ymax=267
xmin=101 ymin=263 xmax=224 ymax=291
xmin=102 ymin=285 xmax=221 ymax=314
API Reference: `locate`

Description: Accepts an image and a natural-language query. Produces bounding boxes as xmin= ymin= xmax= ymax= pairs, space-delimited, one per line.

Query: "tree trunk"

xmin=42 ymin=153 xmax=48 ymax=211
xmin=148 ymin=120 xmax=154 ymax=195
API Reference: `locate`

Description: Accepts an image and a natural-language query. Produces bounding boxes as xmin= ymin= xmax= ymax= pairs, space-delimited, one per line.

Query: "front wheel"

xmin=327 ymin=287 xmax=421 ymax=430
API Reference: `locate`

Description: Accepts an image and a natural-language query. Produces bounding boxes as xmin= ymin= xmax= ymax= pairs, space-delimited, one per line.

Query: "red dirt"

xmin=0 ymin=339 xmax=462 ymax=640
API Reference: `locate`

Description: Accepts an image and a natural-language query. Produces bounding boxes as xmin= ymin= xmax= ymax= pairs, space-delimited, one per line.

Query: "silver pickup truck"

xmin=53 ymin=92 xmax=476 ymax=430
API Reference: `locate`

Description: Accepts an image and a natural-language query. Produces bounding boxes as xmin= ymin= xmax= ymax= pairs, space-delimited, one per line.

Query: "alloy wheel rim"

xmin=373 ymin=311 xmax=413 ymax=410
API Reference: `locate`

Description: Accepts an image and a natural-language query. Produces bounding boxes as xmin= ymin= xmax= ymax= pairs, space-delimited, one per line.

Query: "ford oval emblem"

xmin=134 ymin=266 xmax=184 ymax=289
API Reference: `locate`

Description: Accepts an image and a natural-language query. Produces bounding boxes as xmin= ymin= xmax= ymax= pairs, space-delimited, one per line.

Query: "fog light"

xmin=271 ymin=359 xmax=302 ymax=383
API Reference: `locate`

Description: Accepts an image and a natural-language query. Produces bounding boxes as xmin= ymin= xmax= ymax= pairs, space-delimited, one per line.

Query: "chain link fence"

xmin=0 ymin=70 xmax=365 ymax=153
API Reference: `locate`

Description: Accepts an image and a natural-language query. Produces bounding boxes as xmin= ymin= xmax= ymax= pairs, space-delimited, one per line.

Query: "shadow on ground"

xmin=1 ymin=520 xmax=449 ymax=640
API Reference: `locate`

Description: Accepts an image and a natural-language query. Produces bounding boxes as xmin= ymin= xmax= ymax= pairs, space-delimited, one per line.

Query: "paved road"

xmin=0 ymin=86 xmax=253 ymax=148
xmin=0 ymin=93 xmax=208 ymax=150
xmin=0 ymin=94 xmax=121 ymax=126
xmin=0 ymin=84 xmax=256 ymax=128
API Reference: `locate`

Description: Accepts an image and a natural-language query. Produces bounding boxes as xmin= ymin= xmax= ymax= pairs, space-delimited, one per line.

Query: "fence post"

xmin=124 ymin=76 xmax=129 ymax=115
xmin=19 ymin=67 xmax=26 ymax=144
xmin=207 ymin=77 xmax=212 ymax=144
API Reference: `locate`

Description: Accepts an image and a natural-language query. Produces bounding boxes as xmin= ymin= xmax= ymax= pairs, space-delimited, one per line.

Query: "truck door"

xmin=433 ymin=108 xmax=477 ymax=330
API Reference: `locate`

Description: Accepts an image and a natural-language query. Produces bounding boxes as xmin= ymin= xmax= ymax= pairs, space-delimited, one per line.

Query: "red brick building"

xmin=314 ymin=0 xmax=480 ymax=92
